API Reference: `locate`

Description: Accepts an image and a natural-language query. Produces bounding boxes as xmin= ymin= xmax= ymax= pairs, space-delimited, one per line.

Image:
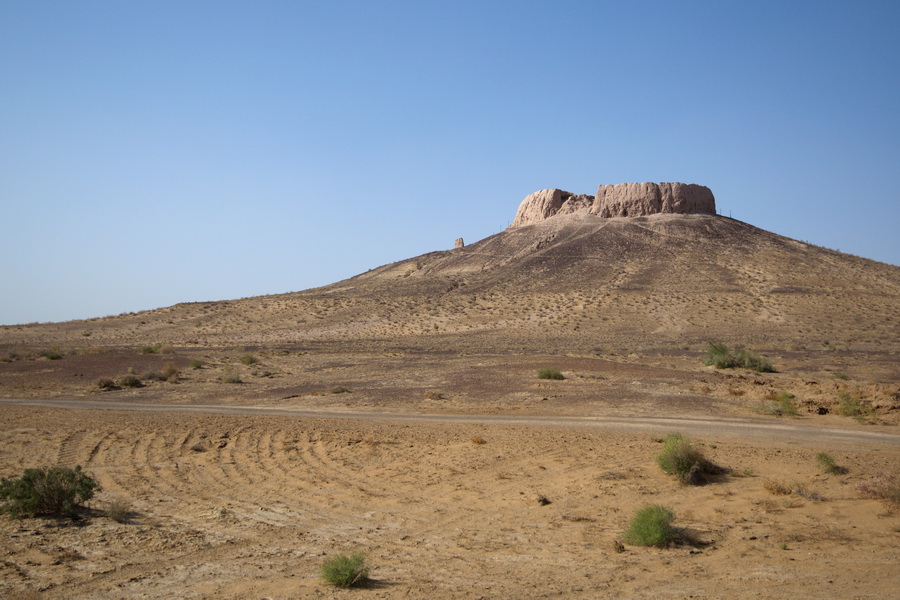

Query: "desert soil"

xmin=1 ymin=347 xmax=899 ymax=600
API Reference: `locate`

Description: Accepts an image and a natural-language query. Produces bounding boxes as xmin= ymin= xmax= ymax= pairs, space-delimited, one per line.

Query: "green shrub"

xmin=760 ymin=392 xmax=798 ymax=417
xmin=816 ymin=452 xmax=846 ymax=475
xmin=240 ymin=354 xmax=258 ymax=365
xmin=41 ymin=348 xmax=64 ymax=360
xmin=189 ymin=358 xmax=204 ymax=369
xmin=320 ymin=552 xmax=370 ymax=588
xmin=837 ymin=392 xmax=873 ymax=418
xmin=703 ymin=342 xmax=734 ymax=368
xmin=537 ymin=367 xmax=564 ymax=380
xmin=656 ymin=433 xmax=716 ymax=485
xmin=623 ymin=504 xmax=676 ymax=547
xmin=703 ymin=342 xmax=774 ymax=373
xmin=139 ymin=344 xmax=161 ymax=354
xmin=0 ymin=466 xmax=99 ymax=518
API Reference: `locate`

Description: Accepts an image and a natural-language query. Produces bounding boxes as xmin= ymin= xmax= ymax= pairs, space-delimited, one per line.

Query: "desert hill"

xmin=3 ymin=184 xmax=898 ymax=357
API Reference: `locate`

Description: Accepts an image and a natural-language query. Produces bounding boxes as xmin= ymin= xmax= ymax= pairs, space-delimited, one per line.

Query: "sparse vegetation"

xmin=623 ymin=504 xmax=676 ymax=547
xmin=816 ymin=452 xmax=846 ymax=475
xmin=139 ymin=344 xmax=162 ymax=354
xmin=471 ymin=436 xmax=486 ymax=445
xmin=106 ymin=498 xmax=132 ymax=523
xmin=328 ymin=386 xmax=351 ymax=394
xmin=537 ymin=367 xmax=564 ymax=380
xmin=703 ymin=342 xmax=774 ymax=373
xmin=763 ymin=479 xmax=793 ymax=496
xmin=0 ymin=466 xmax=98 ymax=518
xmin=760 ymin=392 xmax=798 ymax=417
xmin=656 ymin=433 xmax=720 ymax=485
xmin=41 ymin=348 xmax=64 ymax=360
xmin=836 ymin=392 xmax=874 ymax=419
xmin=220 ymin=366 xmax=242 ymax=384
xmin=240 ymin=353 xmax=258 ymax=365
xmin=320 ymin=552 xmax=370 ymax=588
xmin=161 ymin=363 xmax=179 ymax=381
xmin=97 ymin=378 xmax=118 ymax=391
xmin=189 ymin=358 xmax=204 ymax=369
xmin=117 ymin=374 xmax=144 ymax=388
xmin=142 ymin=370 xmax=167 ymax=382
xmin=858 ymin=474 xmax=900 ymax=506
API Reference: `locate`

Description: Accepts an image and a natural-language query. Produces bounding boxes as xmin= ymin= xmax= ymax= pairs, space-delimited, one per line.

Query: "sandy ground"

xmin=1 ymin=349 xmax=899 ymax=599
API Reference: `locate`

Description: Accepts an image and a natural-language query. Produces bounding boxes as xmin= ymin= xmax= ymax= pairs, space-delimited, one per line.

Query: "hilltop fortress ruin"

xmin=510 ymin=182 xmax=715 ymax=228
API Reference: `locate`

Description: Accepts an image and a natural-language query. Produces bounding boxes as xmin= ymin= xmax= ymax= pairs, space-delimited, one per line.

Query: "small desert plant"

xmin=106 ymin=498 xmax=132 ymax=523
xmin=328 ymin=386 xmax=351 ymax=394
xmin=0 ymin=466 xmax=98 ymax=518
xmin=116 ymin=374 xmax=144 ymax=388
xmin=161 ymin=363 xmax=179 ymax=381
xmin=816 ymin=452 xmax=846 ymax=475
xmin=471 ymin=436 xmax=486 ymax=445
xmin=41 ymin=348 xmax=64 ymax=360
xmin=623 ymin=504 xmax=676 ymax=547
xmin=763 ymin=479 xmax=793 ymax=495
xmin=858 ymin=474 xmax=900 ymax=506
xmin=220 ymin=366 xmax=242 ymax=384
xmin=836 ymin=392 xmax=873 ymax=419
xmin=239 ymin=353 xmax=258 ymax=365
xmin=536 ymin=367 xmax=564 ymax=380
xmin=760 ymin=392 xmax=798 ymax=417
xmin=189 ymin=358 xmax=204 ymax=369
xmin=96 ymin=378 xmax=118 ymax=391
xmin=703 ymin=342 xmax=774 ymax=373
xmin=656 ymin=433 xmax=718 ymax=485
xmin=139 ymin=344 xmax=161 ymax=354
xmin=320 ymin=552 xmax=370 ymax=588
xmin=142 ymin=370 xmax=166 ymax=382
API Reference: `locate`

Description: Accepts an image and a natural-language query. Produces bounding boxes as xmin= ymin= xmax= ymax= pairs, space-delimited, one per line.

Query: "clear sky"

xmin=2 ymin=1 xmax=898 ymax=325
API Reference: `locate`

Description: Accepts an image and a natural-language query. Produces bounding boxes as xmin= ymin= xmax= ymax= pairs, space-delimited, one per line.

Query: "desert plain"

xmin=1 ymin=206 xmax=899 ymax=599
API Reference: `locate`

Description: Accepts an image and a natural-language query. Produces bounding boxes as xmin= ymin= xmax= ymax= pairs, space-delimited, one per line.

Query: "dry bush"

xmin=858 ymin=474 xmax=900 ymax=506
xmin=96 ymin=378 xmax=118 ymax=391
xmin=161 ymin=363 xmax=179 ymax=381
xmin=239 ymin=353 xmax=258 ymax=365
xmin=537 ymin=367 xmax=564 ymax=380
xmin=106 ymin=498 xmax=133 ymax=523
xmin=220 ymin=367 xmax=242 ymax=384
xmin=763 ymin=479 xmax=792 ymax=495
xmin=116 ymin=374 xmax=144 ymax=388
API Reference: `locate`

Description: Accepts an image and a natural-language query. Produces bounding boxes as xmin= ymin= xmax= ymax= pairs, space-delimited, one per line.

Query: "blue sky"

xmin=2 ymin=1 xmax=898 ymax=325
